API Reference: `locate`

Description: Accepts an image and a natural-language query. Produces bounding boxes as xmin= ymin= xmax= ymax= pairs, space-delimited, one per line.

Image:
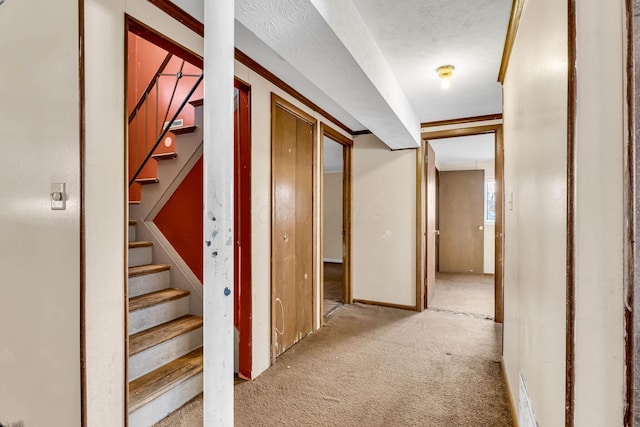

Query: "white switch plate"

xmin=51 ymin=182 xmax=66 ymax=210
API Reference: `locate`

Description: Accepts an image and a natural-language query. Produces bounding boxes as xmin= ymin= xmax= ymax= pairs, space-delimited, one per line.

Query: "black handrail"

xmin=129 ymin=73 xmax=203 ymax=186
xmin=128 ymin=53 xmax=173 ymax=124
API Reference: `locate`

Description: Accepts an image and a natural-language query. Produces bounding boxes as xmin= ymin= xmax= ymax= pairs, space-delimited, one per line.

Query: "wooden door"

xmin=272 ymin=100 xmax=314 ymax=358
xmin=425 ymin=143 xmax=437 ymax=306
xmin=438 ymin=170 xmax=485 ymax=274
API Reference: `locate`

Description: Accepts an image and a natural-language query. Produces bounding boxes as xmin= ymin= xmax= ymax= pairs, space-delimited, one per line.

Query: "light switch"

xmin=51 ymin=182 xmax=66 ymax=210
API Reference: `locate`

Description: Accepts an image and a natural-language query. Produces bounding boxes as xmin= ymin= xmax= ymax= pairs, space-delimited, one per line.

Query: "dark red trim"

xmin=78 ymin=0 xmax=87 ymax=425
xmin=126 ymin=15 xmax=203 ymax=69
xmin=566 ymin=0 xmax=576 ymax=425
xmin=234 ymin=49 xmax=358 ymax=136
xmin=234 ymin=79 xmax=253 ymax=379
xmin=148 ymin=0 xmax=204 ymax=37
xmin=625 ymin=0 xmax=636 ymax=424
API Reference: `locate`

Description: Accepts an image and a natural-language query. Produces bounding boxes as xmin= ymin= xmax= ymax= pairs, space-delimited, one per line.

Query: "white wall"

xmin=0 ymin=1 xmax=81 ymax=425
xmin=352 ymin=134 xmax=417 ymax=307
xmin=323 ymin=172 xmax=343 ymax=262
xmin=438 ymin=159 xmax=495 ymax=274
xmin=502 ymin=0 xmax=568 ymax=424
xmin=573 ymin=0 xmax=625 ymax=424
xmin=83 ymin=1 xmax=204 ymax=424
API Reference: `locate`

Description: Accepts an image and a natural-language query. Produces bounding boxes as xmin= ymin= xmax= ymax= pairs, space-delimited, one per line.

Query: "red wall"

xmin=127 ymin=33 xmax=204 ymax=199
xmin=153 ymin=157 xmax=204 ymax=282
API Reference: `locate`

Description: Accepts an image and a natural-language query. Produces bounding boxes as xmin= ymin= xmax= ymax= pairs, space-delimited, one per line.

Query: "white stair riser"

xmin=128 ymin=224 xmax=136 ymax=242
xmin=129 ymin=271 xmax=170 ymax=297
xmin=129 ymin=246 xmax=152 ymax=267
xmin=129 ymin=298 xmax=189 ymax=335
xmin=129 ymin=328 xmax=203 ymax=381
xmin=129 ymin=372 xmax=203 ymax=427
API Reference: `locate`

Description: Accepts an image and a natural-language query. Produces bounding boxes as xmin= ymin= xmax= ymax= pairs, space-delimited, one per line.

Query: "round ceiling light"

xmin=437 ymin=65 xmax=455 ymax=89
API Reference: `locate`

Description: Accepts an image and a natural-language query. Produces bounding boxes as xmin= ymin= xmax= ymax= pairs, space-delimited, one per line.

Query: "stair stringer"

xmin=136 ymin=220 xmax=202 ymax=316
xmin=130 ymin=106 xmax=204 ymax=317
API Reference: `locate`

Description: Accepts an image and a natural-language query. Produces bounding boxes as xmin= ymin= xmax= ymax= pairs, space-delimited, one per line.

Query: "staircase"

xmin=127 ymin=219 xmax=203 ymax=426
xmin=127 ymin=96 xmax=204 ymax=424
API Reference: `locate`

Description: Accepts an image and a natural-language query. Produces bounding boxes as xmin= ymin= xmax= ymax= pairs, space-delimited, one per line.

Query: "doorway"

xmin=271 ymin=95 xmax=316 ymax=359
xmin=420 ymin=116 xmax=504 ymax=322
xmin=320 ymin=124 xmax=353 ymax=321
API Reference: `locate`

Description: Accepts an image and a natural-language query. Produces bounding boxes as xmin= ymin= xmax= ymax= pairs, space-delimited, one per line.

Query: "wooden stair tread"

xmin=135 ymin=177 xmax=159 ymax=185
xmin=129 ymin=241 xmax=153 ymax=249
xmin=171 ymin=125 xmax=196 ymax=135
xmin=129 ymin=264 xmax=171 ymax=278
xmin=129 ymin=200 xmax=141 ymax=205
xmin=129 ymin=288 xmax=190 ymax=312
xmin=129 ymin=315 xmax=203 ymax=355
xmin=129 ymin=347 xmax=203 ymax=413
xmin=189 ymin=99 xmax=203 ymax=107
xmin=129 ymin=219 xmax=137 ymax=226
xmin=152 ymin=152 xmax=177 ymax=160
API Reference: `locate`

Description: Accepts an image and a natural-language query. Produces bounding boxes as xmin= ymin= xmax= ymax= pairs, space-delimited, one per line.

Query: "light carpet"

xmin=156 ymin=302 xmax=512 ymax=426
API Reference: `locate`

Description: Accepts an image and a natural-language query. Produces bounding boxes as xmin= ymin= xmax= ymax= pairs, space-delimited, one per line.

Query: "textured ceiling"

xmin=235 ymin=0 xmax=421 ymax=149
xmin=169 ymin=0 xmax=511 ymax=146
xmin=429 ymin=133 xmax=495 ymax=165
xmin=352 ymin=0 xmax=511 ymax=122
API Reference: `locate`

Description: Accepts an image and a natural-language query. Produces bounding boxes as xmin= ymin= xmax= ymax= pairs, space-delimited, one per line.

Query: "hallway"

xmin=430 ymin=273 xmax=495 ymax=319
xmin=157 ymin=302 xmax=512 ymax=426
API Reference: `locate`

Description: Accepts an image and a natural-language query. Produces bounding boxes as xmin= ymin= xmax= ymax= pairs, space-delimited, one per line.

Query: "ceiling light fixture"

xmin=437 ymin=65 xmax=455 ymax=89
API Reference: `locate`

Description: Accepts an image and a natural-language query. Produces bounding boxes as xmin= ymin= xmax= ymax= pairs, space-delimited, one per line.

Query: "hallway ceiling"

xmin=169 ymin=0 xmax=511 ymax=149
xmin=429 ymin=134 xmax=495 ymax=166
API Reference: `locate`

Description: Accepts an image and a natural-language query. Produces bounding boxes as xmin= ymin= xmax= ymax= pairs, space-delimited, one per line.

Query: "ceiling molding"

xmin=148 ymin=0 xmax=204 ymax=36
xmin=497 ymin=0 xmax=525 ymax=83
xmin=421 ymin=113 xmax=503 ymax=129
xmin=235 ymin=49 xmax=357 ymax=136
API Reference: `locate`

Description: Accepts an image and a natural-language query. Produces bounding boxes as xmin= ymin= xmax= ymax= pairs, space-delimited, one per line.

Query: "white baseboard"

xmin=323 ymin=258 xmax=343 ymax=264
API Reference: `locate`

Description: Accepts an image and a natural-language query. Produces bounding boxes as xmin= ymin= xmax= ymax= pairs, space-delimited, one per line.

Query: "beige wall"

xmin=503 ymin=0 xmax=627 ymax=424
xmin=323 ymin=172 xmax=343 ymax=262
xmin=502 ymin=0 xmax=568 ymax=424
xmin=437 ymin=159 xmax=495 ymax=274
xmin=83 ymin=1 xmax=204 ymax=424
xmin=352 ymin=134 xmax=417 ymax=307
xmin=573 ymin=0 xmax=625 ymax=423
xmin=0 ymin=1 xmax=81 ymax=424
xmin=234 ymin=60 xmax=353 ymax=377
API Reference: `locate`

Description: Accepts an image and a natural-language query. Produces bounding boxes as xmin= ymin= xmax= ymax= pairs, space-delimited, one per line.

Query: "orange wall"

xmin=127 ymin=33 xmax=204 ymax=192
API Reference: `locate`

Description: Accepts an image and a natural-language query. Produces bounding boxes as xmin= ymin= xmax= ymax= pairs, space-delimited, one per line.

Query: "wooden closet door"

xmin=272 ymin=104 xmax=314 ymax=358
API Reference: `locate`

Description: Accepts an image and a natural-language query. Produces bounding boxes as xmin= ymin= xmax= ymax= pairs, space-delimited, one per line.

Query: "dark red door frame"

xmin=234 ymin=79 xmax=252 ymax=379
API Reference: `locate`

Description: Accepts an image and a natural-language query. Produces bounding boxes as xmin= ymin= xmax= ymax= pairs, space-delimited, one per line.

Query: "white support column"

xmin=203 ymin=1 xmax=234 ymax=425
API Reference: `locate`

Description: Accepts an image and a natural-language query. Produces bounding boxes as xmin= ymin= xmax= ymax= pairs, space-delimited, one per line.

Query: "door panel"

xmin=425 ymin=143 xmax=437 ymax=306
xmin=438 ymin=170 xmax=485 ymax=274
xmin=495 ymin=129 xmax=504 ymax=323
xmin=294 ymin=120 xmax=313 ymax=340
xmin=272 ymin=104 xmax=314 ymax=358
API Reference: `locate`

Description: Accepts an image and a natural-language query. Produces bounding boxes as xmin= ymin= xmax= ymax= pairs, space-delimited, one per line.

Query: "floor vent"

xmin=518 ymin=373 xmax=537 ymax=427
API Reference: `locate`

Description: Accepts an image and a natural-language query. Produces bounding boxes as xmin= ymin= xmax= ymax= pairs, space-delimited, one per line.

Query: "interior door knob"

xmin=283 ymin=234 xmax=289 ymax=242
xmin=478 ymin=225 xmax=484 ymax=231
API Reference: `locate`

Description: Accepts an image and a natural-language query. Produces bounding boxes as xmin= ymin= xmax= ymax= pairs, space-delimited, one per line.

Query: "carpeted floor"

xmin=323 ymin=262 xmax=343 ymax=317
xmin=155 ymin=301 xmax=512 ymax=426
xmin=430 ymin=273 xmax=495 ymax=318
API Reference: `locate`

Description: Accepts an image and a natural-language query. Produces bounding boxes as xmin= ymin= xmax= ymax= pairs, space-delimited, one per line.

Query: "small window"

xmin=486 ymin=179 xmax=496 ymax=223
